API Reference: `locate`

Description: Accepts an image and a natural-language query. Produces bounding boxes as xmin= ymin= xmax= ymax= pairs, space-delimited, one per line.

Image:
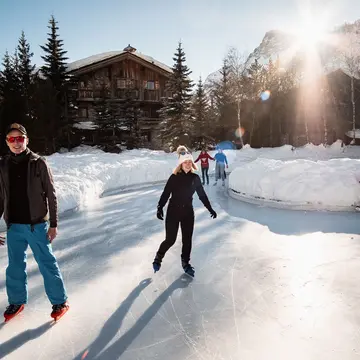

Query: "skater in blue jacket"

xmin=213 ymin=149 xmax=228 ymax=186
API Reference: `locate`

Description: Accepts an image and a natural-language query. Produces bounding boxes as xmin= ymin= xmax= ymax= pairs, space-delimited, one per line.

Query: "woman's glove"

xmin=157 ymin=206 xmax=164 ymax=220
xmin=209 ymin=208 xmax=217 ymax=219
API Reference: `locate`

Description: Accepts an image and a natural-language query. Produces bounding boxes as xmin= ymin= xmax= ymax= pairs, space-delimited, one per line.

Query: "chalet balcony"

xmin=143 ymin=90 xmax=160 ymax=102
xmin=78 ymin=90 xmax=94 ymax=101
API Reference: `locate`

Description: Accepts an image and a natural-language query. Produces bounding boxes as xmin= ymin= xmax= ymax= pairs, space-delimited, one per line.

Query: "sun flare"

xmin=293 ymin=15 xmax=329 ymax=49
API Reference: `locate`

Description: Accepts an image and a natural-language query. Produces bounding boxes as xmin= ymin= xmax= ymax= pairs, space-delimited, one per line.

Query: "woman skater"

xmin=194 ymin=148 xmax=215 ymax=185
xmin=153 ymin=146 xmax=217 ymax=277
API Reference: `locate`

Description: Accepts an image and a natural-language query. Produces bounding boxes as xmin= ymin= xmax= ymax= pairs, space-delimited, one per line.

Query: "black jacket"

xmin=158 ymin=171 xmax=212 ymax=211
xmin=0 ymin=150 xmax=58 ymax=227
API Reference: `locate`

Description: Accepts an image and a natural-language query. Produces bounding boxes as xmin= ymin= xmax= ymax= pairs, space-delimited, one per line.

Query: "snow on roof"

xmin=73 ymin=121 xmax=98 ymax=130
xmin=67 ymin=51 xmax=124 ymax=72
xmin=66 ymin=50 xmax=172 ymax=74
xmin=346 ymin=129 xmax=360 ymax=139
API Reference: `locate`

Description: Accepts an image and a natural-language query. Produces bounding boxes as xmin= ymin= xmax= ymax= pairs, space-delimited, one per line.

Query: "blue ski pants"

xmin=6 ymin=223 xmax=67 ymax=305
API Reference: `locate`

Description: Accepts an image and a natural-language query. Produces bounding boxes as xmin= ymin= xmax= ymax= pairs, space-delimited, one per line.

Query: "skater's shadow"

xmin=75 ymin=278 xmax=152 ymax=360
xmin=0 ymin=321 xmax=53 ymax=358
xmin=78 ymin=274 xmax=193 ymax=360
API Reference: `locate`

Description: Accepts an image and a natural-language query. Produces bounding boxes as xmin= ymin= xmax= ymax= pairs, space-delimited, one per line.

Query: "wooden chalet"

xmin=67 ymin=45 xmax=172 ymax=148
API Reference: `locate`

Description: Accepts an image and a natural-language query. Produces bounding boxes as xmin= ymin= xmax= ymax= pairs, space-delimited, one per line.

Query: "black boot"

xmin=182 ymin=260 xmax=195 ymax=277
xmin=153 ymin=254 xmax=162 ymax=273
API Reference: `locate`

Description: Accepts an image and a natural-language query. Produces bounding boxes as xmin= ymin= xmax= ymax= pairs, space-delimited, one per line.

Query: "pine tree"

xmin=40 ymin=16 xmax=68 ymax=93
xmin=212 ymin=59 xmax=236 ymax=140
xmin=40 ymin=15 xmax=70 ymax=152
xmin=0 ymin=51 xmax=23 ymax=153
xmin=93 ymin=85 xmax=123 ymax=146
xmin=122 ymin=89 xmax=142 ymax=149
xmin=158 ymin=42 xmax=194 ymax=149
xmin=17 ymin=31 xmax=36 ymax=128
xmin=192 ymin=77 xmax=211 ymax=146
xmin=18 ymin=31 xmax=35 ymax=94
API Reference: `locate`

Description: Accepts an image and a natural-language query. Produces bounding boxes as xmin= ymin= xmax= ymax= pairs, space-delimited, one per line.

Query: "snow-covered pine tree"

xmin=122 ymin=89 xmax=142 ymax=149
xmin=158 ymin=41 xmax=194 ymax=149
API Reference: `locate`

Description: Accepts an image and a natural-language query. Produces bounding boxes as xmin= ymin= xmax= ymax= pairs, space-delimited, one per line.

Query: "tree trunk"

xmin=269 ymin=112 xmax=273 ymax=147
xmin=351 ymin=76 xmax=356 ymax=143
xmin=250 ymin=111 xmax=256 ymax=146
xmin=237 ymin=98 xmax=244 ymax=147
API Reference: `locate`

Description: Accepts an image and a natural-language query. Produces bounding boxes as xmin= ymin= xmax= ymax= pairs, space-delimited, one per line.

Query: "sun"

xmin=293 ymin=15 xmax=329 ymax=49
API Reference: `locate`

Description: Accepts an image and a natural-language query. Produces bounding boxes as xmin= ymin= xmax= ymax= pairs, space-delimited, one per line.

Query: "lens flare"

xmin=260 ymin=90 xmax=271 ymax=101
xmin=235 ymin=127 xmax=245 ymax=138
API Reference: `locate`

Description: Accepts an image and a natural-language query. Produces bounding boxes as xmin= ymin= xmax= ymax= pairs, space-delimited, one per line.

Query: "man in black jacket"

xmin=0 ymin=123 xmax=69 ymax=321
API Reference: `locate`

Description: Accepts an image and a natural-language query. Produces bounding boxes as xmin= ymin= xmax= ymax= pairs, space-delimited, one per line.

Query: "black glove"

xmin=157 ymin=206 xmax=164 ymax=220
xmin=209 ymin=208 xmax=217 ymax=219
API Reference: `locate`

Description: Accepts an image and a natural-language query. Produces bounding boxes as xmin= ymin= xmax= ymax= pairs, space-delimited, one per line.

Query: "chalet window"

xmin=117 ymin=79 xmax=126 ymax=89
xmin=155 ymin=81 xmax=160 ymax=90
xmin=78 ymin=90 xmax=93 ymax=99
xmin=115 ymin=89 xmax=126 ymax=99
xmin=78 ymin=108 xmax=88 ymax=118
xmin=94 ymin=68 xmax=109 ymax=79
xmin=79 ymin=79 xmax=91 ymax=89
xmin=145 ymin=81 xmax=155 ymax=90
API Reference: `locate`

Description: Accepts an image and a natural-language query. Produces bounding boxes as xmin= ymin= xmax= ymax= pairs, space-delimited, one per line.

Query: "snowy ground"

xmin=1 ymin=181 xmax=360 ymax=359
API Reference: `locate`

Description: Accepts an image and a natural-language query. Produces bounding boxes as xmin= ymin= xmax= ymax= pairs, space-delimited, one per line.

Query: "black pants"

xmin=201 ymin=167 xmax=209 ymax=184
xmin=156 ymin=206 xmax=194 ymax=264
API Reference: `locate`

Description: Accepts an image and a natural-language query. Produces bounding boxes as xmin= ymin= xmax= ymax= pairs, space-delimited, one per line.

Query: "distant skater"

xmin=194 ymin=148 xmax=215 ymax=185
xmin=213 ymin=148 xmax=228 ymax=186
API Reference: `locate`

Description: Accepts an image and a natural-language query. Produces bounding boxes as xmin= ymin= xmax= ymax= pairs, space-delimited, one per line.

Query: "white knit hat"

xmin=173 ymin=146 xmax=198 ymax=174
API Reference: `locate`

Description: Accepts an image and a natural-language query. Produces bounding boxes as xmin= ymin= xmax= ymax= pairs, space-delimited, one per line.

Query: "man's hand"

xmin=47 ymin=227 xmax=58 ymax=243
xmin=0 ymin=237 xmax=5 ymax=246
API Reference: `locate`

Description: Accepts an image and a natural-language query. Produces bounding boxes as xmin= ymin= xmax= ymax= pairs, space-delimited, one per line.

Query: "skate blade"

xmin=4 ymin=305 xmax=25 ymax=322
xmin=52 ymin=307 xmax=69 ymax=322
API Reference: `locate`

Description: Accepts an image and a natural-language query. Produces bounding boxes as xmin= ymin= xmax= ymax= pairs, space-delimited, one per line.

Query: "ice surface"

xmin=0 ymin=183 xmax=360 ymax=360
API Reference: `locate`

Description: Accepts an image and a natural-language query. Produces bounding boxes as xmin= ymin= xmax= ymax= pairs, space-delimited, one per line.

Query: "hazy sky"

xmin=0 ymin=0 xmax=359 ymax=81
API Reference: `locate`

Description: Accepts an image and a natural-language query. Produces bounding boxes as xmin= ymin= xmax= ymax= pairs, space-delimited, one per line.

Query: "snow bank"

xmin=48 ymin=146 xmax=178 ymax=213
xmin=229 ymin=157 xmax=360 ymax=210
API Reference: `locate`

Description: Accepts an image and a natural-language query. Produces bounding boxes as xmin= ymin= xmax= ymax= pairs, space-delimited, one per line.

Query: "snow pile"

xmin=48 ymin=146 xmax=179 ymax=213
xmin=229 ymin=157 xmax=360 ymax=210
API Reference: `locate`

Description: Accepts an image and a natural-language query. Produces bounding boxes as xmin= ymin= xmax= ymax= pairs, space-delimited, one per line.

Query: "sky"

xmin=0 ymin=0 xmax=359 ymax=81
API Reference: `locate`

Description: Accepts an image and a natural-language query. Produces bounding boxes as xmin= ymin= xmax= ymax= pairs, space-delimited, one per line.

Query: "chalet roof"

xmin=66 ymin=49 xmax=172 ymax=74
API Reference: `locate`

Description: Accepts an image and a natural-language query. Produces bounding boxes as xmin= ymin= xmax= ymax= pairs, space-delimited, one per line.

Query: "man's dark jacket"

xmin=0 ymin=150 xmax=58 ymax=228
